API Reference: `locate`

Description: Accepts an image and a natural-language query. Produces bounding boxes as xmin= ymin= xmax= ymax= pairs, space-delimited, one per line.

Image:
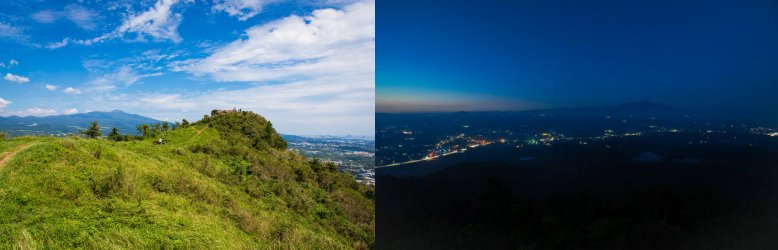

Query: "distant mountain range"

xmin=380 ymin=101 xmax=777 ymax=124
xmin=378 ymin=101 xmax=689 ymax=121
xmin=378 ymin=101 xmax=678 ymax=115
xmin=518 ymin=101 xmax=681 ymax=117
xmin=0 ymin=110 xmax=160 ymax=136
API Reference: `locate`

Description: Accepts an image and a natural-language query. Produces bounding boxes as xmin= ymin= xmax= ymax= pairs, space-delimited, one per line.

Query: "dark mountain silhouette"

xmin=518 ymin=101 xmax=681 ymax=117
xmin=378 ymin=101 xmax=683 ymax=117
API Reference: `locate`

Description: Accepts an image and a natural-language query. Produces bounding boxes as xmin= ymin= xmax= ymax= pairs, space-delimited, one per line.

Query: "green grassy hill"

xmin=0 ymin=111 xmax=374 ymax=249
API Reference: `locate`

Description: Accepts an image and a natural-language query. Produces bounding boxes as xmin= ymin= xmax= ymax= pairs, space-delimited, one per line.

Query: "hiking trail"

xmin=0 ymin=143 xmax=37 ymax=169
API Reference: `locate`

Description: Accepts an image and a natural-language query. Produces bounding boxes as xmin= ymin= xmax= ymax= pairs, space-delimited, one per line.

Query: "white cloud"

xmin=83 ymin=58 xmax=165 ymax=90
xmin=63 ymin=108 xmax=79 ymax=115
xmin=0 ymin=59 xmax=18 ymax=69
xmin=45 ymin=84 xmax=58 ymax=91
xmin=46 ymin=38 xmax=70 ymax=49
xmin=0 ymin=106 xmax=81 ymax=117
xmin=70 ymin=0 xmax=189 ymax=47
xmin=17 ymin=108 xmax=58 ymax=117
xmin=93 ymin=66 xmax=163 ymax=86
xmin=31 ymin=10 xmax=58 ymax=23
xmin=139 ymin=94 xmax=197 ymax=110
xmin=33 ymin=5 xmax=99 ymax=30
xmin=4 ymin=73 xmax=30 ymax=83
xmin=63 ymin=5 xmax=100 ymax=30
xmin=113 ymin=0 xmax=187 ymax=42
xmin=0 ymin=98 xmax=10 ymax=108
xmin=175 ymin=0 xmax=374 ymax=83
xmin=63 ymin=87 xmax=82 ymax=94
xmin=212 ymin=0 xmax=279 ymax=21
xmin=0 ymin=22 xmax=25 ymax=41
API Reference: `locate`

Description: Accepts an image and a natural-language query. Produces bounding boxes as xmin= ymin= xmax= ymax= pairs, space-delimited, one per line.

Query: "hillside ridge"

xmin=0 ymin=111 xmax=374 ymax=249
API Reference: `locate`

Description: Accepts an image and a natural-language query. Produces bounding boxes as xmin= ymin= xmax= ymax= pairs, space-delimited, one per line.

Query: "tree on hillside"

xmin=137 ymin=124 xmax=151 ymax=138
xmin=0 ymin=132 xmax=6 ymax=140
xmin=83 ymin=121 xmax=102 ymax=138
xmin=182 ymin=119 xmax=189 ymax=127
xmin=152 ymin=123 xmax=162 ymax=136
xmin=163 ymin=121 xmax=169 ymax=131
xmin=108 ymin=127 xmax=121 ymax=141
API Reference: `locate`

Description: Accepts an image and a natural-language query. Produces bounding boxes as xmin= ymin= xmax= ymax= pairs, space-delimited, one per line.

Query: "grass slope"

xmin=0 ymin=112 xmax=374 ymax=249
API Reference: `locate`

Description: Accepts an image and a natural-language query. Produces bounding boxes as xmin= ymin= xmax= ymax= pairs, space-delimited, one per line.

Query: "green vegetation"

xmin=0 ymin=110 xmax=374 ymax=249
xmin=107 ymin=127 xmax=120 ymax=141
xmin=82 ymin=121 xmax=102 ymax=139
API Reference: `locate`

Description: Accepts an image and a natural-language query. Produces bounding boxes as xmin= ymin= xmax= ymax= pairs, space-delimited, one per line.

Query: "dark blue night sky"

xmin=377 ymin=0 xmax=778 ymax=118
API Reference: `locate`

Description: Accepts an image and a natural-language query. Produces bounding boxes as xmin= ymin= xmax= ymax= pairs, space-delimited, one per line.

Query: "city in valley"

xmin=377 ymin=103 xmax=778 ymax=168
xmin=377 ymin=103 xmax=778 ymax=248
xmin=284 ymin=135 xmax=376 ymax=185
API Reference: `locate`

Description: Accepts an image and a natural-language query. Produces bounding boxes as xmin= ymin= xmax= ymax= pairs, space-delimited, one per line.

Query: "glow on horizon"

xmin=376 ymin=88 xmax=542 ymax=113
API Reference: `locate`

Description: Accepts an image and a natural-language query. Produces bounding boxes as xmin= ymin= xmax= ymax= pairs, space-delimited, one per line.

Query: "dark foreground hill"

xmin=0 ymin=110 xmax=160 ymax=136
xmin=377 ymin=135 xmax=778 ymax=249
xmin=0 ymin=110 xmax=374 ymax=248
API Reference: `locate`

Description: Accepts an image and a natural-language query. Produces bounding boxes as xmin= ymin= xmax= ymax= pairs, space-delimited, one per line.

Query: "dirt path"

xmin=0 ymin=143 xmax=37 ymax=169
xmin=195 ymin=125 xmax=209 ymax=136
xmin=169 ymin=125 xmax=209 ymax=147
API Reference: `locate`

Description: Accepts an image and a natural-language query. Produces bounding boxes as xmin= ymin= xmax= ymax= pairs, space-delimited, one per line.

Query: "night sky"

xmin=377 ymin=0 xmax=778 ymax=118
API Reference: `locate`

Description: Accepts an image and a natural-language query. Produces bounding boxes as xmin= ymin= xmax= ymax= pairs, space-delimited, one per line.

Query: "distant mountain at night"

xmin=378 ymin=101 xmax=679 ymax=115
xmin=519 ymin=101 xmax=680 ymax=116
xmin=0 ymin=110 xmax=160 ymax=136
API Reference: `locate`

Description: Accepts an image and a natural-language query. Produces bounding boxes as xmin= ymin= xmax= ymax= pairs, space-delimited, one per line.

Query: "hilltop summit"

xmin=201 ymin=109 xmax=287 ymax=150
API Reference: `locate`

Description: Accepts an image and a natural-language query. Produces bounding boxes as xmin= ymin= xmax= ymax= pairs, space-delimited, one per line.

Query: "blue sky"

xmin=0 ymin=0 xmax=374 ymax=136
xmin=377 ymin=0 xmax=778 ymax=118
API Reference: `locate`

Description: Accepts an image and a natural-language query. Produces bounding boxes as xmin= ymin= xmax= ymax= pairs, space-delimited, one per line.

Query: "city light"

xmin=377 ymin=118 xmax=778 ymax=168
